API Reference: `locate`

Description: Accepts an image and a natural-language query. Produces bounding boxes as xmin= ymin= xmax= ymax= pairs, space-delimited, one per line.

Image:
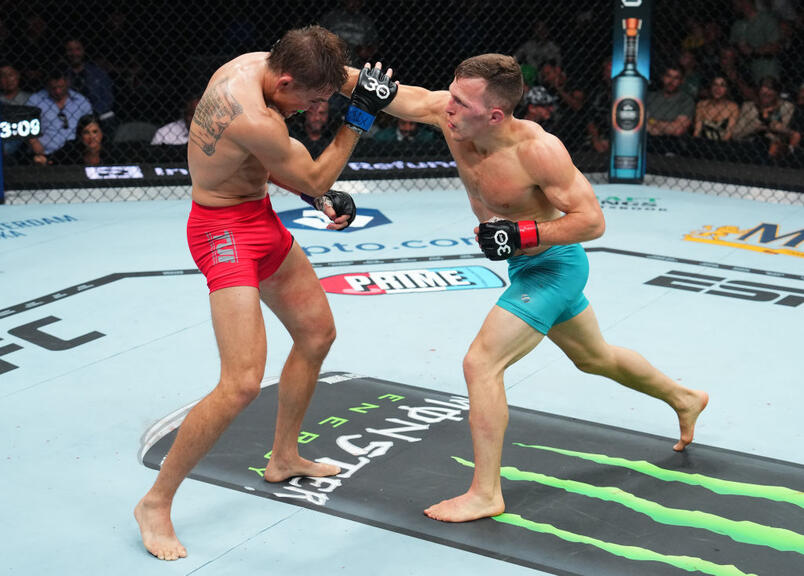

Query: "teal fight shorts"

xmin=496 ymin=244 xmax=590 ymax=334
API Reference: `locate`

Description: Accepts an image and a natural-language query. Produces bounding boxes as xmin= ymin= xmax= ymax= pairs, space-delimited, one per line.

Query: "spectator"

xmin=784 ymin=83 xmax=803 ymax=158
xmin=732 ymin=75 xmax=796 ymax=157
xmin=320 ymin=0 xmax=379 ymax=66
xmin=698 ymin=20 xmax=727 ymax=81
xmin=693 ymin=76 xmax=740 ymax=141
xmin=151 ymin=96 xmax=200 ymax=146
xmin=288 ymin=100 xmax=333 ymax=159
xmin=679 ymin=50 xmax=704 ymax=100
xmin=374 ymin=117 xmax=435 ymax=142
xmin=514 ymin=20 xmax=562 ymax=83
xmin=715 ymin=45 xmax=756 ymax=102
xmin=25 ymin=69 xmax=92 ymax=156
xmin=1 ymin=63 xmax=37 ymax=165
xmin=538 ymin=60 xmax=586 ymax=149
xmin=681 ymin=17 xmax=706 ymax=53
xmin=521 ymin=85 xmax=558 ymax=134
xmin=756 ymin=0 xmax=799 ymax=22
xmin=647 ymin=64 xmax=696 ymax=137
xmin=729 ymin=0 xmax=782 ymax=83
xmin=64 ymin=38 xmax=117 ymax=135
xmin=0 ymin=63 xmax=30 ymax=105
xmin=585 ymin=56 xmax=613 ymax=154
xmin=94 ymin=9 xmax=136 ymax=80
xmin=49 ymin=113 xmax=115 ymax=166
xmin=540 ymin=60 xmax=584 ymax=112
xmin=13 ymin=12 xmax=56 ymax=91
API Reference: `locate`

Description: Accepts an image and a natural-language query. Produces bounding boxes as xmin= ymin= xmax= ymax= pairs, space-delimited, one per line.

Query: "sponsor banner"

xmin=141 ymin=372 xmax=804 ymax=576
xmin=279 ymin=207 xmax=391 ymax=233
xmin=319 ymin=266 xmax=505 ymax=295
xmin=646 ymin=269 xmax=804 ymax=307
xmin=85 ymin=165 xmax=144 ymax=180
xmin=684 ymin=223 xmax=804 ymax=258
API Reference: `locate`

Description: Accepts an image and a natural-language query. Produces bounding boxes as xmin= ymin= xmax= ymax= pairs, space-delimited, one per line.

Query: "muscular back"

xmin=188 ymin=53 xmax=281 ymax=207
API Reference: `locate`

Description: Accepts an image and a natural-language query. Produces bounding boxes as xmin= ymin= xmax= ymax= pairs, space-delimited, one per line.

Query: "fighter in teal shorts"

xmin=496 ymin=244 xmax=590 ymax=335
xmin=379 ymin=52 xmax=709 ymax=525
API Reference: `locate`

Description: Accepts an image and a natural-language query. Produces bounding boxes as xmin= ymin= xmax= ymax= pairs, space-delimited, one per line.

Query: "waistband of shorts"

xmin=190 ymin=197 xmax=270 ymax=218
xmin=507 ymin=244 xmax=581 ymax=265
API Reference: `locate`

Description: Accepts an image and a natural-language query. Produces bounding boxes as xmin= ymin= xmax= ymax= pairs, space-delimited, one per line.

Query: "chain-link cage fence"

xmin=1 ymin=0 xmax=802 ymax=204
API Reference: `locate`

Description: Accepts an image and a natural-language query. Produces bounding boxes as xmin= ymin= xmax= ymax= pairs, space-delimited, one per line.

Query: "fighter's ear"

xmin=276 ymin=73 xmax=294 ymax=90
xmin=489 ymin=107 xmax=505 ymax=125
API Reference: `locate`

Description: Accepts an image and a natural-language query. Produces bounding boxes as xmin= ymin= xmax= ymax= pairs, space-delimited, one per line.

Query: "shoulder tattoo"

xmin=190 ymin=77 xmax=244 ymax=156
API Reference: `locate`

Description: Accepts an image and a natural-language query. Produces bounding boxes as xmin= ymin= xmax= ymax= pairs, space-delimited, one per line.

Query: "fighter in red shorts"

xmin=135 ymin=26 xmax=396 ymax=561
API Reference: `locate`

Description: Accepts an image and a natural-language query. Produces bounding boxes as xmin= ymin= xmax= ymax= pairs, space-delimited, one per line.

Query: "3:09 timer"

xmin=0 ymin=119 xmax=41 ymax=139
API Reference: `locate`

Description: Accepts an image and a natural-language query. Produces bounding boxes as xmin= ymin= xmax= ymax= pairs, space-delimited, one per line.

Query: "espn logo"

xmin=645 ymin=270 xmax=804 ymax=307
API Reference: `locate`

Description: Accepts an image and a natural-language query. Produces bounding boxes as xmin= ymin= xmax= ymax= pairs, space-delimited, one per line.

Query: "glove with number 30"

xmin=477 ymin=219 xmax=540 ymax=261
xmin=345 ymin=64 xmax=398 ymax=134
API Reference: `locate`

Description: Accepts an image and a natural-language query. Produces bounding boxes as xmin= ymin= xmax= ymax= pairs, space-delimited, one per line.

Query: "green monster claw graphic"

xmin=452 ymin=456 xmax=804 ymax=554
xmin=513 ymin=443 xmax=804 ymax=508
xmin=494 ymin=514 xmax=759 ymax=576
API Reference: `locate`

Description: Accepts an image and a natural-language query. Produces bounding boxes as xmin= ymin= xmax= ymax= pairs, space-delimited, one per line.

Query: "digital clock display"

xmin=0 ymin=104 xmax=42 ymax=141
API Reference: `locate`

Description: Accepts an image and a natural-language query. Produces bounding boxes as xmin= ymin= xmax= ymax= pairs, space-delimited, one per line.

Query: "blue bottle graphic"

xmin=609 ymin=18 xmax=647 ymax=183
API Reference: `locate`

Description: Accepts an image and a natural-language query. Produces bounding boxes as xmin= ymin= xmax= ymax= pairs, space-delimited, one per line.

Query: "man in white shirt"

xmin=150 ymin=96 xmax=199 ymax=145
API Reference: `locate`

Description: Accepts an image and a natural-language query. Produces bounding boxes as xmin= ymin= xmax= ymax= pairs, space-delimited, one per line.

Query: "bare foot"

xmin=134 ymin=498 xmax=187 ymax=561
xmin=263 ymin=456 xmax=340 ymax=483
xmin=674 ymin=389 xmax=709 ymax=451
xmin=424 ymin=490 xmax=505 ymax=523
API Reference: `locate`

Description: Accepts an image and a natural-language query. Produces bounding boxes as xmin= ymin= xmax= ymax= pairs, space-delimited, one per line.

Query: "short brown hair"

xmin=268 ymin=26 xmax=348 ymax=94
xmin=454 ymin=54 xmax=523 ymax=115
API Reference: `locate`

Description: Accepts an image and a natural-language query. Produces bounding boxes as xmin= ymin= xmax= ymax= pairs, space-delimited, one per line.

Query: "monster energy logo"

xmin=452 ymin=443 xmax=804 ymax=576
xmin=140 ymin=374 xmax=803 ymax=575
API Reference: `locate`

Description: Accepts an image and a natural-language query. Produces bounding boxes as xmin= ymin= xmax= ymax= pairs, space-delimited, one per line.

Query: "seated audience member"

xmin=785 ymin=83 xmax=803 ymax=158
xmin=0 ymin=63 xmax=30 ymax=105
xmin=539 ymin=60 xmax=584 ymax=112
xmin=714 ymin=45 xmax=756 ymax=103
xmin=25 ymin=69 xmax=92 ymax=156
xmin=374 ymin=117 xmax=435 ymax=142
xmin=151 ymin=96 xmax=200 ymax=145
xmin=288 ymin=100 xmax=333 ymax=159
xmin=647 ymin=64 xmax=696 ymax=137
xmin=732 ymin=75 xmax=795 ymax=158
xmin=49 ymin=113 xmax=115 ymax=165
xmin=1 ymin=62 xmax=36 ymax=164
xmin=693 ymin=76 xmax=740 ymax=141
xmin=64 ymin=38 xmax=116 ymax=135
xmin=521 ymin=85 xmax=558 ymax=134
xmin=537 ymin=61 xmax=586 ymax=148
xmin=679 ymin=49 xmax=703 ymax=100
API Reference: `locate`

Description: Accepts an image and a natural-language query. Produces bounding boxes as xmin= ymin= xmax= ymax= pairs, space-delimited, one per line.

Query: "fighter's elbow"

xmin=587 ymin=215 xmax=606 ymax=240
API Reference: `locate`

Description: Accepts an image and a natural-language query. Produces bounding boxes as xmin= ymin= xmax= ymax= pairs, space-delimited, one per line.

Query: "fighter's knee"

xmin=303 ymin=322 xmax=336 ymax=358
xmin=462 ymin=348 xmax=490 ymax=382
xmin=220 ymin=370 xmax=263 ymax=408
xmin=572 ymin=354 xmax=612 ymax=376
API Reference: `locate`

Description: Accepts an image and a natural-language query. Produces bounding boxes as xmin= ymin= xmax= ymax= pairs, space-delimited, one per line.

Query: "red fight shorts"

xmin=187 ymin=197 xmax=294 ymax=293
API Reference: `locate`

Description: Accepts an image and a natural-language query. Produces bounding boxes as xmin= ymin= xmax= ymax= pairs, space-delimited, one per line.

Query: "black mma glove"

xmin=477 ymin=219 xmax=540 ymax=261
xmin=345 ymin=64 xmax=398 ymax=134
xmin=301 ymin=190 xmax=357 ymax=227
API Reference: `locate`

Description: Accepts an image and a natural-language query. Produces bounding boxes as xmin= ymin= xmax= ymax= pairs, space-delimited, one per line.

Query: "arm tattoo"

xmin=190 ymin=77 xmax=244 ymax=156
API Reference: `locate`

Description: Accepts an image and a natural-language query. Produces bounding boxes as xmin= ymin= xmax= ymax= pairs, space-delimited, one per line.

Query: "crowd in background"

xmin=0 ymin=0 xmax=802 ymax=170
